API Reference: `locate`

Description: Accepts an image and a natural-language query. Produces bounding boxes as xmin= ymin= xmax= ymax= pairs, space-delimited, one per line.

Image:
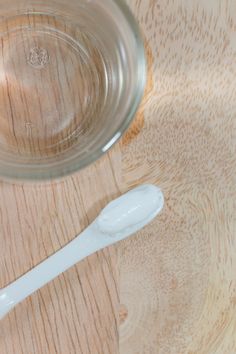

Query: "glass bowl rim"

xmin=0 ymin=0 xmax=147 ymax=182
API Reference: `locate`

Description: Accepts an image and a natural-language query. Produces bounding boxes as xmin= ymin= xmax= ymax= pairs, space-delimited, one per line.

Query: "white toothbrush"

xmin=0 ymin=184 xmax=164 ymax=320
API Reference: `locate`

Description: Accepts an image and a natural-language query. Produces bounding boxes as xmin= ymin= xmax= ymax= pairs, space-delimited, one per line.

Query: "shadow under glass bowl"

xmin=0 ymin=0 xmax=146 ymax=181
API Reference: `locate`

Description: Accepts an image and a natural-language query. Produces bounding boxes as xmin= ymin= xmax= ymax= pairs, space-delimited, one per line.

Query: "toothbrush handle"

xmin=0 ymin=223 xmax=107 ymax=317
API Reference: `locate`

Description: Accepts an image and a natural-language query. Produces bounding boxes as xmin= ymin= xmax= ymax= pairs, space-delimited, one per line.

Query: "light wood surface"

xmin=1 ymin=0 xmax=236 ymax=353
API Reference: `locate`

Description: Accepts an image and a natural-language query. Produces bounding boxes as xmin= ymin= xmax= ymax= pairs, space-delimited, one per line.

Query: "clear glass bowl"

xmin=0 ymin=0 xmax=146 ymax=181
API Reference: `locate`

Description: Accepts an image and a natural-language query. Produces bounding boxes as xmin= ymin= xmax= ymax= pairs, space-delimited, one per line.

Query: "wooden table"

xmin=1 ymin=0 xmax=236 ymax=353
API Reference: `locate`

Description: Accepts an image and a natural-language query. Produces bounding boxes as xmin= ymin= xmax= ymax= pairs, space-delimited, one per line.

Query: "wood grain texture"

xmin=0 ymin=0 xmax=236 ymax=353
xmin=0 ymin=149 xmax=121 ymax=354
xmin=120 ymin=0 xmax=236 ymax=353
